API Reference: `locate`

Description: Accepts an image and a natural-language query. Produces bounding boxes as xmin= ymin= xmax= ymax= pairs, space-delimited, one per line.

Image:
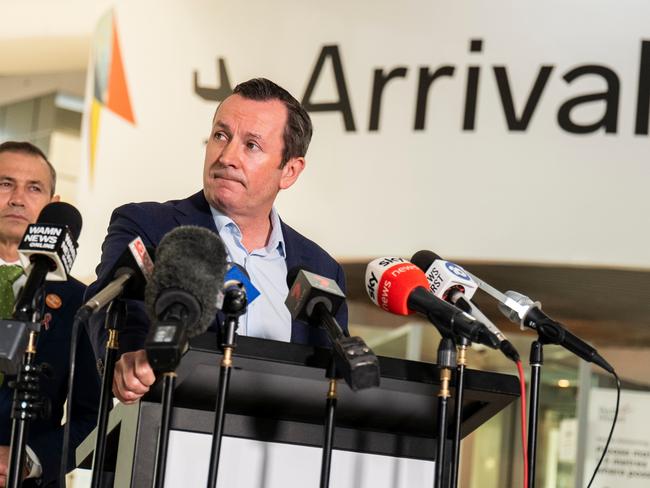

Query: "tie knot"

xmin=0 ymin=264 xmax=23 ymax=284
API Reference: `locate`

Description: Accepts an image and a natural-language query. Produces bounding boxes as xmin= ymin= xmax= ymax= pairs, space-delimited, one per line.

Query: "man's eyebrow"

xmin=213 ymin=121 xmax=231 ymax=132
xmin=213 ymin=121 xmax=263 ymax=141
xmin=0 ymin=176 xmax=45 ymax=187
xmin=245 ymin=131 xmax=263 ymax=141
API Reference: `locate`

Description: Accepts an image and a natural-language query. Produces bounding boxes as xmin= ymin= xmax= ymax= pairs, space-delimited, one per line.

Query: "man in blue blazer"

xmin=86 ymin=78 xmax=348 ymax=404
xmin=0 ymin=141 xmax=100 ymax=487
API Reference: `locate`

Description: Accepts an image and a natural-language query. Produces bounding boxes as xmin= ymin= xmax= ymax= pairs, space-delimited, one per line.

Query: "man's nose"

xmin=217 ymin=139 xmax=242 ymax=168
xmin=8 ymin=187 xmax=25 ymax=207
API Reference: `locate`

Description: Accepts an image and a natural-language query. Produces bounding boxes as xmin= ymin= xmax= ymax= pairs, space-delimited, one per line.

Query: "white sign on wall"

xmin=584 ymin=387 xmax=650 ymax=487
xmin=76 ymin=0 xmax=650 ymax=279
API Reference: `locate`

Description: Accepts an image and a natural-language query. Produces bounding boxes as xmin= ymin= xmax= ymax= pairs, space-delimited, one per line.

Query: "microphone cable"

xmin=586 ymin=371 xmax=621 ymax=488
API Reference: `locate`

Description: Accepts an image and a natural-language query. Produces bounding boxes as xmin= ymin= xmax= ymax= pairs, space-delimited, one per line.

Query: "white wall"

xmin=72 ymin=0 xmax=650 ymax=278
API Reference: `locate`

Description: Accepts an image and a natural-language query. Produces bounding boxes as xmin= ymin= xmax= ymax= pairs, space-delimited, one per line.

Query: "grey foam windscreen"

xmin=145 ymin=225 xmax=228 ymax=337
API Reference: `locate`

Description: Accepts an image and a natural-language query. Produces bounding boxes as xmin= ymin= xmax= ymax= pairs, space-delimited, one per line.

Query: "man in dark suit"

xmin=86 ymin=78 xmax=347 ymax=404
xmin=0 ymin=141 xmax=100 ymax=487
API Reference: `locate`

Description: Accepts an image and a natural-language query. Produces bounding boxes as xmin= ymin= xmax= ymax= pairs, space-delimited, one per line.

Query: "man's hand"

xmin=0 ymin=445 xmax=28 ymax=487
xmin=0 ymin=445 xmax=8 ymax=487
xmin=113 ymin=350 xmax=156 ymax=404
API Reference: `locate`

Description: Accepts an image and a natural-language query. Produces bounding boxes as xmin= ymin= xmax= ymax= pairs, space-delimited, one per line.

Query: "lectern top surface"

xmin=151 ymin=333 xmax=520 ymax=440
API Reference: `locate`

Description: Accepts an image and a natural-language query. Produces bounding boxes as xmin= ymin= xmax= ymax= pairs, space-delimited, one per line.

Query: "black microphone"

xmin=220 ymin=263 xmax=249 ymax=316
xmin=440 ymin=260 xmax=615 ymax=374
xmin=411 ymin=250 xmax=520 ymax=362
xmin=286 ymin=268 xmax=380 ymax=391
xmin=498 ymin=291 xmax=614 ymax=373
xmin=144 ymin=226 xmax=228 ymax=372
xmin=14 ymin=202 xmax=82 ymax=321
xmin=76 ymin=237 xmax=155 ymax=322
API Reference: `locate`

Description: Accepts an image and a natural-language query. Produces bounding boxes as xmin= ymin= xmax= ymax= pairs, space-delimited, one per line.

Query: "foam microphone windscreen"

xmin=144 ymin=226 xmax=228 ymax=337
xmin=37 ymin=201 xmax=83 ymax=242
xmin=410 ymin=250 xmax=441 ymax=272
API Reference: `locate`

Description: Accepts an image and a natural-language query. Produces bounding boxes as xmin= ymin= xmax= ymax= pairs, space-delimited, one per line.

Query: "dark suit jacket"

xmin=85 ymin=190 xmax=348 ymax=360
xmin=0 ymin=278 xmax=100 ymax=487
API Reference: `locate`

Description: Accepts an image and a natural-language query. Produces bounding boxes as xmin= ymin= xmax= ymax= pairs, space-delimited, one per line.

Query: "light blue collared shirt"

xmin=210 ymin=206 xmax=292 ymax=342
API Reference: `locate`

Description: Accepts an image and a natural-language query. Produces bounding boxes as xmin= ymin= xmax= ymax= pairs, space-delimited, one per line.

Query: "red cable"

xmin=516 ymin=360 xmax=529 ymax=488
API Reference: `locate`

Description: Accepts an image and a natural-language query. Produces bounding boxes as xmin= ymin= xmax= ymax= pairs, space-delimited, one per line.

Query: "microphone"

xmin=286 ymin=268 xmax=380 ymax=391
xmin=14 ymin=202 xmax=82 ymax=321
xmin=445 ymin=263 xmax=614 ymax=374
xmin=218 ymin=263 xmax=249 ymax=325
xmin=498 ymin=290 xmax=614 ymax=373
xmin=144 ymin=226 xmax=228 ymax=372
xmin=224 ymin=263 xmax=260 ymax=304
xmin=76 ymin=237 xmax=155 ymax=322
xmin=365 ymin=257 xmax=500 ymax=349
xmin=411 ymin=250 xmax=520 ymax=362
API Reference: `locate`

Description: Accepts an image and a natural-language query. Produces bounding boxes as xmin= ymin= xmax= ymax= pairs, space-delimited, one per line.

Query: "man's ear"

xmin=50 ymin=194 xmax=61 ymax=203
xmin=279 ymin=157 xmax=306 ymax=190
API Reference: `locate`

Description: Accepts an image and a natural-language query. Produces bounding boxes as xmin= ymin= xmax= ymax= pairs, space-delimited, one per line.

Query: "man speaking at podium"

xmin=86 ymin=78 xmax=348 ymax=404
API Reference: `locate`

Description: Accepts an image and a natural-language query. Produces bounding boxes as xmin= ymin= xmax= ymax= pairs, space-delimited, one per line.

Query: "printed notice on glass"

xmin=584 ymin=387 xmax=650 ymax=487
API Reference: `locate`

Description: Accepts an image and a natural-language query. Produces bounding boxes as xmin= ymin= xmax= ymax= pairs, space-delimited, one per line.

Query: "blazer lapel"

xmin=173 ymin=190 xmax=219 ymax=232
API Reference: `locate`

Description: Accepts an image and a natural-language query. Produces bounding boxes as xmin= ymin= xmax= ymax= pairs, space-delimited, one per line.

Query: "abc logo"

xmin=445 ymin=261 xmax=470 ymax=280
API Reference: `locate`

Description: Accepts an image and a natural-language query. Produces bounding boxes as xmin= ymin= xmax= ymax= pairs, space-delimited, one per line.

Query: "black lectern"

xmin=76 ymin=334 xmax=519 ymax=487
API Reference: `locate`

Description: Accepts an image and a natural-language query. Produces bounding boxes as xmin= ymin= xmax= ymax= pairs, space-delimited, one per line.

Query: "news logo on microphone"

xmin=19 ymin=223 xmax=78 ymax=281
xmin=424 ymin=259 xmax=477 ymax=300
xmin=365 ymin=257 xmax=429 ymax=315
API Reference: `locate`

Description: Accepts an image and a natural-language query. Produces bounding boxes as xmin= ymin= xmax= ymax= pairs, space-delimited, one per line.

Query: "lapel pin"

xmin=45 ymin=293 xmax=62 ymax=310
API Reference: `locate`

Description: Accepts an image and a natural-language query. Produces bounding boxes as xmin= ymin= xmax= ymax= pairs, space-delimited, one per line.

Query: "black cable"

xmin=59 ymin=314 xmax=83 ymax=487
xmin=586 ymin=372 xmax=621 ymax=488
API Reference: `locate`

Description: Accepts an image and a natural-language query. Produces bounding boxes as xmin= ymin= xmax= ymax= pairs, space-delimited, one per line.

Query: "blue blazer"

xmin=0 ymin=279 xmax=100 ymax=487
xmin=85 ymin=190 xmax=348 ymax=360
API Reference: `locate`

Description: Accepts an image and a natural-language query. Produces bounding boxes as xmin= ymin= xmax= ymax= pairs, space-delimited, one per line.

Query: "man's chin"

xmin=0 ymin=219 xmax=30 ymax=240
xmin=204 ymin=188 xmax=242 ymax=213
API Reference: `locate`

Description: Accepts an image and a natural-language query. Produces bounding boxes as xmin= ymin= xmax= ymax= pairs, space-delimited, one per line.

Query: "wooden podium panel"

xmin=76 ymin=334 xmax=520 ymax=486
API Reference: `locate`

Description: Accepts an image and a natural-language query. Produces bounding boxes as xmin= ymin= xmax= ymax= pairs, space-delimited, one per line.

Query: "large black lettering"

xmin=463 ymin=39 xmax=483 ymax=131
xmin=635 ymin=40 xmax=650 ymax=135
xmin=302 ymin=45 xmax=356 ymax=131
xmin=193 ymin=58 xmax=233 ymax=102
xmin=414 ymin=66 xmax=455 ymax=130
xmin=494 ymin=66 xmax=554 ymax=131
xmin=368 ymin=67 xmax=408 ymax=131
xmin=558 ymin=65 xmax=620 ymax=134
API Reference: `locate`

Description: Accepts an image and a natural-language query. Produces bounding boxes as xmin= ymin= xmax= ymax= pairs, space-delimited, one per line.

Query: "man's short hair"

xmin=233 ymin=78 xmax=313 ymax=168
xmin=0 ymin=141 xmax=57 ymax=195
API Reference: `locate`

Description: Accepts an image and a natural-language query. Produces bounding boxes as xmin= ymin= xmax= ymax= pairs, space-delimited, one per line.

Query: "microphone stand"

xmin=319 ymin=360 xmax=338 ymax=488
xmin=433 ymin=337 xmax=456 ymax=488
xmin=207 ymin=284 xmax=247 ymax=488
xmin=449 ymin=336 xmax=469 ymax=488
xmin=90 ymin=298 xmax=126 ymax=488
xmin=151 ymin=370 xmax=176 ymax=488
xmin=6 ymin=280 xmax=46 ymax=488
xmin=527 ymin=340 xmax=543 ymax=488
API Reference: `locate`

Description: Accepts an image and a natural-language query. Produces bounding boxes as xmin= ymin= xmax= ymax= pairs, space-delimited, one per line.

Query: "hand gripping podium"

xmin=76 ymin=334 xmax=519 ymax=487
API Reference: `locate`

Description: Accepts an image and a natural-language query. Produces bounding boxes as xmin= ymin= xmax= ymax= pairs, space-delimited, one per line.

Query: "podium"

xmin=76 ymin=334 xmax=520 ymax=487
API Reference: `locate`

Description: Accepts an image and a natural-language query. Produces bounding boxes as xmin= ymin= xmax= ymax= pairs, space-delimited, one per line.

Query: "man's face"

xmin=203 ymin=94 xmax=304 ymax=219
xmin=0 ymin=151 xmax=57 ymax=245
